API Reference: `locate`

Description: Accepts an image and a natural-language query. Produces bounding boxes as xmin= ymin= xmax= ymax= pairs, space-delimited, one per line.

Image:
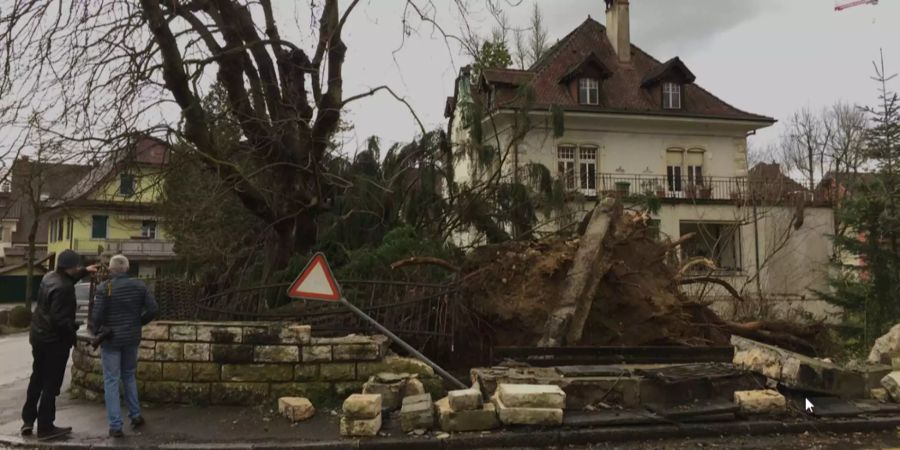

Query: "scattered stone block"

xmin=400 ymin=393 xmax=434 ymax=432
xmin=448 ymin=388 xmax=483 ymax=412
xmin=363 ymin=375 xmax=404 ymax=410
xmin=497 ymin=383 xmax=566 ymax=409
xmin=340 ymin=414 xmax=382 ymax=437
xmin=434 ymin=396 xmax=500 ymax=432
xmin=343 ymin=393 xmax=382 ymax=419
xmin=278 ymin=397 xmax=315 ymax=422
xmin=871 ymin=388 xmax=890 ymax=402
xmin=491 ymin=394 xmax=563 ymax=426
xmin=403 ymin=378 xmax=426 ymax=398
xmin=881 ymin=371 xmax=900 ymax=402
xmin=733 ymin=389 xmax=787 ymax=414
xmin=869 ymin=323 xmax=900 ymax=364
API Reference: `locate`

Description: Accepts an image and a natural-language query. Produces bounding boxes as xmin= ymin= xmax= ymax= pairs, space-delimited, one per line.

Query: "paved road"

xmin=0 ymin=332 xmax=32 ymax=388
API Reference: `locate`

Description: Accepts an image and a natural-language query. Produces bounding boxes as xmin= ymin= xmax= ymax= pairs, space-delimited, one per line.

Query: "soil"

xmin=458 ymin=207 xmax=811 ymax=350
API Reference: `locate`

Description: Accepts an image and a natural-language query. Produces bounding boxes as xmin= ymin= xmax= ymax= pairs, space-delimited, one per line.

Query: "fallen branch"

xmin=390 ymin=256 xmax=460 ymax=273
xmin=676 ymin=257 xmax=716 ymax=278
xmin=679 ymin=276 xmax=745 ymax=302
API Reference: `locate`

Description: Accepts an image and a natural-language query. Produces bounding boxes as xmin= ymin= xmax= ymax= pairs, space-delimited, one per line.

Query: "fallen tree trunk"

xmin=538 ymin=198 xmax=617 ymax=347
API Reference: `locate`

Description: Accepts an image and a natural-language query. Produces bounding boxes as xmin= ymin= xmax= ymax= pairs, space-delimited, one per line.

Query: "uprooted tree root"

xmin=455 ymin=205 xmax=825 ymax=356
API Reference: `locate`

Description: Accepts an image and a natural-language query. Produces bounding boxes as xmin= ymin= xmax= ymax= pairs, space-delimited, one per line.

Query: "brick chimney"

xmin=606 ymin=0 xmax=631 ymax=63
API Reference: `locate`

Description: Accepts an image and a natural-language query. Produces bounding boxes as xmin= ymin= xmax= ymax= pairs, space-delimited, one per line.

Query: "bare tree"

xmin=0 ymin=1 xmax=490 ymax=280
xmin=780 ymin=108 xmax=833 ymax=191
xmin=527 ymin=2 xmax=548 ymax=66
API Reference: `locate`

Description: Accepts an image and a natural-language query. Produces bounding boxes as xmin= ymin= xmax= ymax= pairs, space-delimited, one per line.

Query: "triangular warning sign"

xmin=287 ymin=253 xmax=342 ymax=301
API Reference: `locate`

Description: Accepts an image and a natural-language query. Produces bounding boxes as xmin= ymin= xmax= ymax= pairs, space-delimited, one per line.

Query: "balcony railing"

xmin=72 ymin=238 xmax=175 ymax=259
xmin=595 ymin=173 xmax=819 ymax=204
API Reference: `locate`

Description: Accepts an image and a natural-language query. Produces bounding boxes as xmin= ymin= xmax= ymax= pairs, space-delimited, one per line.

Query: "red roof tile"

xmin=482 ymin=18 xmax=774 ymax=123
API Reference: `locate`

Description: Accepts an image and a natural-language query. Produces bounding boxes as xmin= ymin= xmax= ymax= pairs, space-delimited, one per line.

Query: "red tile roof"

xmin=481 ymin=18 xmax=774 ymax=123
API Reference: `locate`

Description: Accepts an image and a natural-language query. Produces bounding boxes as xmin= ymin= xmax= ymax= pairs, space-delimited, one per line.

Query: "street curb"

xmin=3 ymin=416 xmax=900 ymax=449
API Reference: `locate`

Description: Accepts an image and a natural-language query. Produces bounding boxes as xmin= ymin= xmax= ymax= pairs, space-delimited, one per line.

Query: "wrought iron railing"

xmin=596 ymin=173 xmax=818 ymax=203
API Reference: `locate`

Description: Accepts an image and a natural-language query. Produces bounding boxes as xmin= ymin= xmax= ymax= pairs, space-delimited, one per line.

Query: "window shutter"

xmin=686 ymin=151 xmax=703 ymax=166
xmin=666 ymin=150 xmax=683 ymax=166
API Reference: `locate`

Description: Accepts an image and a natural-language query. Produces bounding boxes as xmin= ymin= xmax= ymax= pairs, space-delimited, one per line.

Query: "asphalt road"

xmin=0 ymin=332 xmax=32 ymax=388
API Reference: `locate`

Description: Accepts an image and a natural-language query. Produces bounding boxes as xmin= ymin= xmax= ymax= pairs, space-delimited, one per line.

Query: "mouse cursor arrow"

xmin=805 ymin=398 xmax=814 ymax=413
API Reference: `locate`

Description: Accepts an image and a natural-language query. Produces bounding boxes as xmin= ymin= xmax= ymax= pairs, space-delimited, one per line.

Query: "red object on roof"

xmin=287 ymin=253 xmax=342 ymax=301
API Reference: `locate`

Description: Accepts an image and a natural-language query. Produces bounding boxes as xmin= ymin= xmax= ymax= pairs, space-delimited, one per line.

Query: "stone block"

xmin=83 ymin=372 xmax=104 ymax=392
xmin=192 ymin=363 xmax=221 ymax=382
xmin=155 ymin=342 xmax=183 ymax=361
xmin=343 ymin=393 xmax=382 ymax=419
xmin=138 ymin=347 xmax=155 ymax=361
xmin=270 ymin=382 xmax=333 ymax=407
xmin=178 ymin=383 xmax=211 ymax=405
xmin=169 ymin=324 xmax=197 ymax=341
xmin=294 ymin=364 xmax=319 ymax=381
xmin=434 ymin=396 xmax=500 ymax=432
xmin=143 ymin=381 xmax=181 ymax=403
xmin=363 ymin=377 xmax=404 ymax=411
xmin=400 ymin=393 xmax=434 ymax=432
xmin=243 ymin=326 xmax=280 ymax=345
xmin=357 ymin=356 xmax=434 ymax=378
xmin=279 ymin=397 xmax=316 ymax=422
xmin=733 ymin=389 xmax=787 ymax=414
xmin=255 ymin=345 xmax=300 ymax=363
xmin=141 ymin=323 xmax=169 ymax=340
xmin=184 ymin=343 xmax=211 ymax=362
xmin=448 ymin=388 xmax=483 ymax=412
xmin=211 ymin=344 xmax=254 ymax=364
xmin=222 ymin=364 xmax=293 ymax=382
xmin=279 ymin=324 xmax=312 ymax=344
xmin=491 ymin=394 xmax=563 ymax=426
xmin=333 ymin=343 xmax=380 ymax=361
xmin=403 ymin=378 xmax=426 ymax=398
xmin=732 ymin=335 xmax=865 ymax=398
xmin=497 ymin=383 xmax=566 ymax=409
xmin=206 ymin=327 xmax=243 ymax=344
xmin=136 ymin=362 xmax=162 ymax=381
xmin=872 ymin=387 xmax=890 ymax=402
xmin=211 ymin=382 xmax=270 ymax=405
xmin=162 ymin=362 xmax=193 ymax=382
xmin=340 ymin=414 xmax=382 ymax=437
xmin=868 ymin=323 xmax=900 ymax=364
xmin=881 ymin=371 xmax=900 ymax=402
xmin=302 ymin=345 xmax=332 ymax=362
xmin=320 ymin=363 xmax=356 ymax=381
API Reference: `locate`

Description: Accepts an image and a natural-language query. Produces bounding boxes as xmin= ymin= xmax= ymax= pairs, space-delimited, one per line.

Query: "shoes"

xmin=131 ymin=416 xmax=145 ymax=429
xmin=20 ymin=423 xmax=33 ymax=436
xmin=36 ymin=425 xmax=72 ymax=441
xmin=109 ymin=428 xmax=124 ymax=438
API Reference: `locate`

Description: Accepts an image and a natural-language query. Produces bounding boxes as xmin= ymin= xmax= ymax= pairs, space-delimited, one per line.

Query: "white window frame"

xmin=141 ymin=220 xmax=157 ymax=239
xmin=578 ymin=147 xmax=597 ymax=195
xmin=578 ymin=78 xmax=599 ymax=105
xmin=558 ymin=146 xmax=576 ymax=190
xmin=663 ymin=82 xmax=682 ymax=109
xmin=679 ymin=221 xmax=742 ymax=272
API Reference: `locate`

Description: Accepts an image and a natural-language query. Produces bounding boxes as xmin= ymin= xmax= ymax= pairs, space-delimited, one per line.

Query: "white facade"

xmin=450 ymin=109 xmax=838 ymax=322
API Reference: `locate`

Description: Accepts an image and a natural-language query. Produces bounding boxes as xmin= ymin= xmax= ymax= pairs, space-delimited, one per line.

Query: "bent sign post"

xmin=287 ymin=253 xmax=466 ymax=389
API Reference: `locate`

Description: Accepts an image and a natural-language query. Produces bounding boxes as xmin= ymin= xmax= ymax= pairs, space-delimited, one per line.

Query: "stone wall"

xmin=71 ymin=321 xmax=442 ymax=406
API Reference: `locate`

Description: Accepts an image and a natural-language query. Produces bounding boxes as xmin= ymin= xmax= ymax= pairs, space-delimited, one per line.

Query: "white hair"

xmin=109 ymin=254 xmax=130 ymax=274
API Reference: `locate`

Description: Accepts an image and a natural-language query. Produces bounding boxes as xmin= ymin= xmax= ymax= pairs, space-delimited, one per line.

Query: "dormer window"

xmin=578 ymin=78 xmax=599 ymax=105
xmin=119 ymin=173 xmax=135 ymax=197
xmin=662 ymin=82 xmax=682 ymax=109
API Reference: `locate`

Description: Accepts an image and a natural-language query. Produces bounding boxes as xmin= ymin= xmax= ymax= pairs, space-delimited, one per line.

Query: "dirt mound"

xmin=459 ymin=206 xmax=815 ymax=353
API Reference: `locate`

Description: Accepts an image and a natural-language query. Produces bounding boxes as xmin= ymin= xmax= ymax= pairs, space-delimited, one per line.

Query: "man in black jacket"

xmin=21 ymin=250 xmax=97 ymax=441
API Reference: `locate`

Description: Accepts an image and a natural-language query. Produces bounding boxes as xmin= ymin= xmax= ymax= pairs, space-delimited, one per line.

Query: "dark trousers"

xmin=22 ymin=341 xmax=71 ymax=429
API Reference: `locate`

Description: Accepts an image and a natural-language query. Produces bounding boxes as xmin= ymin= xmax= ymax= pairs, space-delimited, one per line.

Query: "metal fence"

xmin=596 ymin=173 xmax=822 ymax=204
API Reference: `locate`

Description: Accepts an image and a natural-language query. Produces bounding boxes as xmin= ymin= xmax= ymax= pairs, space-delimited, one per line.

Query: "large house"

xmin=445 ymin=0 xmax=837 ymax=319
xmin=46 ymin=137 xmax=175 ymax=278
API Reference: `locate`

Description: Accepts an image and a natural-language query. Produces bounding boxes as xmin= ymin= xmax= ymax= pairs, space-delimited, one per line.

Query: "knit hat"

xmin=56 ymin=250 xmax=82 ymax=270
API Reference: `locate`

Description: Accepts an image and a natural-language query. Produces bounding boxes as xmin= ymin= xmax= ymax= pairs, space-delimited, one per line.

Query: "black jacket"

xmin=30 ymin=269 xmax=86 ymax=346
xmin=91 ymin=272 xmax=158 ymax=348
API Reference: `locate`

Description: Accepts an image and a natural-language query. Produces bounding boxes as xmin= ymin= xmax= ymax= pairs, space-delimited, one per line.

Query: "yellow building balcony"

xmin=70 ymin=238 xmax=175 ymax=261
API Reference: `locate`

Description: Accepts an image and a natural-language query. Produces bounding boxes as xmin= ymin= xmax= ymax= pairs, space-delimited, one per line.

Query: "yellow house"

xmin=46 ymin=137 xmax=175 ymax=278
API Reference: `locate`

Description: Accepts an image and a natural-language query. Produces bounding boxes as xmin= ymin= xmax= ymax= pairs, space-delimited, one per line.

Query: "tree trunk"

xmin=538 ymin=198 xmax=617 ymax=347
xmin=25 ymin=217 xmax=39 ymax=311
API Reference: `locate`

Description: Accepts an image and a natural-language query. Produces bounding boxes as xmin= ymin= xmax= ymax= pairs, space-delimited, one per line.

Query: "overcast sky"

xmin=329 ymin=0 xmax=899 ymax=156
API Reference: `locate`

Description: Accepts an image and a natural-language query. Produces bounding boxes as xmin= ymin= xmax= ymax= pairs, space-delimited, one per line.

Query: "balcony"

xmin=595 ymin=173 xmax=822 ymax=204
xmin=72 ymin=238 xmax=175 ymax=260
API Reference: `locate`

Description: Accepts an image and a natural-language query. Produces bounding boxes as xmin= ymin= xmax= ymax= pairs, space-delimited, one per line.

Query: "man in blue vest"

xmin=90 ymin=254 xmax=158 ymax=438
